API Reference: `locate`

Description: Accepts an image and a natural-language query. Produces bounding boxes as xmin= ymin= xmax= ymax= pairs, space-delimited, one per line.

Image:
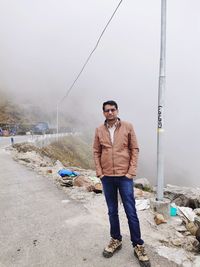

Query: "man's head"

xmin=102 ymin=100 xmax=119 ymax=122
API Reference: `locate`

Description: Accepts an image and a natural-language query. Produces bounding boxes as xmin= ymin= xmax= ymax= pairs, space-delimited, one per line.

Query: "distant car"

xmin=9 ymin=128 xmax=17 ymax=136
xmin=32 ymin=122 xmax=49 ymax=135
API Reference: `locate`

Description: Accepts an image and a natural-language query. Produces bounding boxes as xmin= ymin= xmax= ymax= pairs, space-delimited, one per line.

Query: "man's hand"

xmin=125 ymin=173 xmax=133 ymax=179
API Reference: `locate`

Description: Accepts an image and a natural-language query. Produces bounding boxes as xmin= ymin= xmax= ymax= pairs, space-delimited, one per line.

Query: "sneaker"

xmin=103 ymin=238 xmax=122 ymax=258
xmin=134 ymin=244 xmax=151 ymax=267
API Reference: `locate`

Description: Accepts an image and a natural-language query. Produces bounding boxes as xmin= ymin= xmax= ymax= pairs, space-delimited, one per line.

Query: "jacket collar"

xmin=104 ymin=118 xmax=121 ymax=128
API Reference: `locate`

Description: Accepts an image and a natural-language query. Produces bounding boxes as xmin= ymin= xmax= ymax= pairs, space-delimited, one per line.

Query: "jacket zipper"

xmin=106 ymin=126 xmax=115 ymax=175
xmin=112 ymin=130 xmax=116 ymax=175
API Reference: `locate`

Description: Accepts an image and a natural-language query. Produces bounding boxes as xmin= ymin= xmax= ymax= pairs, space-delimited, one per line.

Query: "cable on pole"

xmin=58 ymin=0 xmax=123 ymax=105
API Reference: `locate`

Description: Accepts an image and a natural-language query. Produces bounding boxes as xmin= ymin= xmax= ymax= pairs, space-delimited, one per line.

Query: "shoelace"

xmin=108 ymin=239 xmax=119 ymax=249
xmin=137 ymin=246 xmax=147 ymax=256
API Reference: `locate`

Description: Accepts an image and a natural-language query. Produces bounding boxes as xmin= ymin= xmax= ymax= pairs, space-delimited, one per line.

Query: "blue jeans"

xmin=101 ymin=176 xmax=144 ymax=247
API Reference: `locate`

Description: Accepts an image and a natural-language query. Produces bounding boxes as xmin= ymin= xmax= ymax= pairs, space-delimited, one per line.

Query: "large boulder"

xmin=134 ymin=178 xmax=151 ymax=190
xmin=164 ymin=184 xmax=200 ymax=209
xmin=73 ymin=176 xmax=95 ymax=192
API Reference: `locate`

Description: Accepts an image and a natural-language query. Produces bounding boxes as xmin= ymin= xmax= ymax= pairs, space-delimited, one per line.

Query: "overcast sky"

xmin=0 ymin=0 xmax=200 ymax=186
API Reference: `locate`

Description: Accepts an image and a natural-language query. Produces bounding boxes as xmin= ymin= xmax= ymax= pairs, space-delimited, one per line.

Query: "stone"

xmin=194 ymin=208 xmax=200 ymax=216
xmin=170 ymin=238 xmax=182 ymax=247
xmin=175 ymin=226 xmax=187 ymax=233
xmin=175 ymin=231 xmax=184 ymax=238
xmin=185 ymin=222 xmax=198 ymax=236
xmin=40 ymin=163 xmax=47 ymax=167
xmin=164 ymin=184 xmax=200 ymax=209
xmin=93 ymin=183 xmax=102 ymax=193
xmin=59 ymin=178 xmax=73 ymax=187
xmin=154 ymin=213 xmax=167 ymax=225
xmin=150 ymin=198 xmax=170 ymax=219
xmin=73 ymin=176 xmax=94 ymax=192
xmin=134 ymin=188 xmax=144 ymax=198
xmin=134 ymin=178 xmax=151 ymax=190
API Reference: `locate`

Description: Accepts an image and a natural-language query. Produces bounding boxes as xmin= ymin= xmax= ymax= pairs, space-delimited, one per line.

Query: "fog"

xmin=0 ymin=0 xmax=200 ymax=187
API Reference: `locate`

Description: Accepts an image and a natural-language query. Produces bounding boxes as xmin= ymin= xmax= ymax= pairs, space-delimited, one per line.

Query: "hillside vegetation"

xmin=14 ymin=135 xmax=94 ymax=170
xmin=41 ymin=136 xmax=94 ymax=170
xmin=0 ymin=95 xmax=28 ymax=123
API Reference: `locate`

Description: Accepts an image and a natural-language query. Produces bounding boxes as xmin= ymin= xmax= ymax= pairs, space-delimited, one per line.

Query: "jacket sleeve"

xmin=93 ymin=128 xmax=103 ymax=177
xmin=127 ymin=124 xmax=139 ymax=177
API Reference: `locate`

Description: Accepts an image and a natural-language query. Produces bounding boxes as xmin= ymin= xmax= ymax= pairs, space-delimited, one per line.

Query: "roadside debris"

xmin=57 ymin=168 xmax=103 ymax=193
xmin=154 ymin=213 xmax=167 ymax=225
xmin=136 ymin=199 xmax=150 ymax=211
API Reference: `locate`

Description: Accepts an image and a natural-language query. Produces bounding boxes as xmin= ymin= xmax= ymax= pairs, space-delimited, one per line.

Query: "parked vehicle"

xmin=32 ymin=122 xmax=49 ymax=135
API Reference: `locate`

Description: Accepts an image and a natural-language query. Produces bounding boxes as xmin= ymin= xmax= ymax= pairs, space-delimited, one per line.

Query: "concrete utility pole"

xmin=157 ymin=0 xmax=167 ymax=201
xmin=56 ymin=103 xmax=59 ymax=141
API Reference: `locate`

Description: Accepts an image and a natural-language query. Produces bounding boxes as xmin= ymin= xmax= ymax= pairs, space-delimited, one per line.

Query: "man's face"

xmin=103 ymin=104 xmax=118 ymax=121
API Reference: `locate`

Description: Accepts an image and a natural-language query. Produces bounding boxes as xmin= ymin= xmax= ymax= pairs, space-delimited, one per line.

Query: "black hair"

xmin=102 ymin=100 xmax=118 ymax=111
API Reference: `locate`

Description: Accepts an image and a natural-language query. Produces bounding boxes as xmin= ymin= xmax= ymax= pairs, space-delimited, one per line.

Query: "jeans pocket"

xmin=124 ymin=175 xmax=132 ymax=180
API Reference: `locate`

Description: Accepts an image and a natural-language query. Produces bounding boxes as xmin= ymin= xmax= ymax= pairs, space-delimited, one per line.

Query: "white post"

xmin=157 ymin=0 xmax=167 ymax=201
xmin=56 ymin=103 xmax=59 ymax=141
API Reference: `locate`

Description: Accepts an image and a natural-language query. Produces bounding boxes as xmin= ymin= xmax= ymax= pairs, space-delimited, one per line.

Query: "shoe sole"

xmin=103 ymin=244 xmax=122 ymax=258
xmin=134 ymin=251 xmax=151 ymax=267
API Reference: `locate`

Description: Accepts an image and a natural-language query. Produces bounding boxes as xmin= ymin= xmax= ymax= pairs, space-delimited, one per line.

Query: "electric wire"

xmin=58 ymin=0 xmax=123 ymax=104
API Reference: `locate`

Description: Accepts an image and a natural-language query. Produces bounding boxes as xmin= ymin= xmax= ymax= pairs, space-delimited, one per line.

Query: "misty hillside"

xmin=0 ymin=94 xmax=28 ymax=124
xmin=0 ymin=92 xmax=95 ymax=132
xmin=0 ymin=93 xmax=47 ymax=124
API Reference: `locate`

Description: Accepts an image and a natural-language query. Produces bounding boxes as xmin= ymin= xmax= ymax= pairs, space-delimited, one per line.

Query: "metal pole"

xmin=157 ymin=0 xmax=167 ymax=201
xmin=56 ymin=103 xmax=59 ymax=141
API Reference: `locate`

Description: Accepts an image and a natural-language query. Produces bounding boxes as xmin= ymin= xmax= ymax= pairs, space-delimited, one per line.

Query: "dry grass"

xmin=41 ymin=135 xmax=94 ymax=169
xmin=13 ymin=135 xmax=94 ymax=170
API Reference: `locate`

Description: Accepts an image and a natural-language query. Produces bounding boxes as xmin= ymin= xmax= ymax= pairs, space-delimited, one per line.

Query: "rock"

xmin=194 ymin=208 xmax=200 ymax=216
xmin=193 ymin=256 xmax=200 ymax=266
xmin=59 ymin=178 xmax=73 ymax=187
xmin=183 ymin=236 xmax=198 ymax=252
xmin=170 ymin=238 xmax=182 ymax=247
xmin=20 ymin=158 xmax=31 ymax=163
xmin=134 ymin=178 xmax=151 ymax=190
xmin=175 ymin=225 xmax=187 ymax=233
xmin=61 ymin=176 xmax=73 ymax=181
xmin=134 ymin=188 xmax=144 ymax=198
xmin=164 ymin=184 xmax=200 ymax=208
xmin=159 ymin=238 xmax=169 ymax=245
xmin=185 ymin=222 xmax=198 ymax=236
xmin=175 ymin=231 xmax=184 ymax=238
xmin=47 ymin=169 xmax=53 ymax=174
xmin=73 ymin=176 xmax=94 ymax=192
xmin=154 ymin=213 xmax=167 ymax=225
xmin=54 ymin=160 xmax=64 ymax=170
xmin=195 ymin=227 xmax=200 ymax=242
xmin=93 ymin=183 xmax=102 ymax=193
xmin=40 ymin=163 xmax=47 ymax=167
xmin=73 ymin=178 xmax=102 ymax=193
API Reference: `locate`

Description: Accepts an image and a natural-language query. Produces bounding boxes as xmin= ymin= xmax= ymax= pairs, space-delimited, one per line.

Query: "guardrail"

xmin=28 ymin=132 xmax=80 ymax=148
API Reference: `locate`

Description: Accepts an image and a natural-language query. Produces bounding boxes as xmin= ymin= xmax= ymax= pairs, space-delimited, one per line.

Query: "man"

xmin=93 ymin=100 xmax=150 ymax=267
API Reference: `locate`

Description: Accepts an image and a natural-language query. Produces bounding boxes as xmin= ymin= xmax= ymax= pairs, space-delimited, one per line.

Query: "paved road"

xmin=0 ymin=139 xmax=145 ymax=267
xmin=0 ymin=138 xmax=174 ymax=267
xmin=0 ymin=136 xmax=30 ymax=148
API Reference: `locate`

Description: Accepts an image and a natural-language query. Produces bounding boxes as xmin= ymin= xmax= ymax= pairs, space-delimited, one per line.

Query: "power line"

xmin=58 ymin=0 xmax=123 ymax=104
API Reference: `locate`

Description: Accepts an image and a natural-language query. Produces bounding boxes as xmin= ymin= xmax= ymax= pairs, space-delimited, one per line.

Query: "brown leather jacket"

xmin=93 ymin=120 xmax=139 ymax=178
